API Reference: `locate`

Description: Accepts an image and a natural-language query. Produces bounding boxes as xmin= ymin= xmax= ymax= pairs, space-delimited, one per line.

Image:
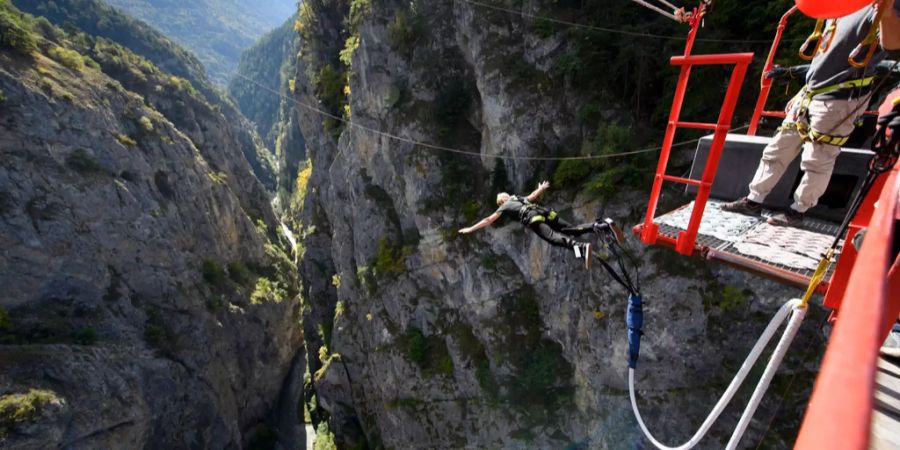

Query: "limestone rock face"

xmin=0 ymin=23 xmax=303 ymax=449
xmin=290 ymin=2 xmax=825 ymax=449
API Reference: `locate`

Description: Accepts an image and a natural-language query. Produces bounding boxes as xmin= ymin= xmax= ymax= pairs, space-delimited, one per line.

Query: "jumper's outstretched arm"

xmin=526 ymin=180 xmax=550 ymax=202
xmin=459 ymin=213 xmax=501 ymax=234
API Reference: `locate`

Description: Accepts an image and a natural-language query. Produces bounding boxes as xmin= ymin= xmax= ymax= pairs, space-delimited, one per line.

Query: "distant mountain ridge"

xmin=14 ymin=0 xmax=279 ymax=189
xmin=99 ymin=0 xmax=295 ymax=85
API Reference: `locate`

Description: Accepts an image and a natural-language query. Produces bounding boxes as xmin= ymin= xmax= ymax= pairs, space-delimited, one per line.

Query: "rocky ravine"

xmin=289 ymin=1 xmax=828 ymax=449
xmin=0 ymin=6 xmax=304 ymax=449
xmin=12 ymin=0 xmax=280 ymax=192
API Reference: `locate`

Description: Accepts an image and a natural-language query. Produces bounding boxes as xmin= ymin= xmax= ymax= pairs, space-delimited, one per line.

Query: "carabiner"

xmin=848 ymin=40 xmax=878 ymax=68
xmin=799 ymin=20 xmax=826 ymax=61
xmin=819 ymin=21 xmax=837 ymax=53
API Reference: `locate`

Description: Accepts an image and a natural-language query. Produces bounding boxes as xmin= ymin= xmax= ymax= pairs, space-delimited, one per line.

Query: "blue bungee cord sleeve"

xmin=627 ymin=294 xmax=644 ymax=369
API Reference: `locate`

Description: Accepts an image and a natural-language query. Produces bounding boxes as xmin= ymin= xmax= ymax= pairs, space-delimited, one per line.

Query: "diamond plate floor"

xmin=652 ymin=200 xmax=843 ymax=283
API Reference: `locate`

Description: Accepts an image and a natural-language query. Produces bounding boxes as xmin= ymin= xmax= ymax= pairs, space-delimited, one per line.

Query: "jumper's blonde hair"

xmin=496 ymin=192 xmax=510 ymax=206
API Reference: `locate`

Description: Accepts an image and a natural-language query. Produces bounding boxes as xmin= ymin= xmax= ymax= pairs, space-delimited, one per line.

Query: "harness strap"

xmin=808 ymin=128 xmax=850 ymax=146
xmin=806 ymin=76 xmax=875 ymax=98
xmin=778 ymin=122 xmax=851 ymax=147
xmin=527 ymin=210 xmax=558 ymax=224
xmin=595 ymin=254 xmax=637 ymax=297
xmin=775 ymin=79 xmax=874 ymax=146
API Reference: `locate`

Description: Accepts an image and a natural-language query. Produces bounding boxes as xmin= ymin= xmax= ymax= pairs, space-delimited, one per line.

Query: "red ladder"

xmin=639 ymin=50 xmax=754 ymax=255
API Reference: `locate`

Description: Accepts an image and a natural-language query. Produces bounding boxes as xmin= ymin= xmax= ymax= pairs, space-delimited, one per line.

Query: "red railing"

xmin=794 ymin=163 xmax=900 ymax=450
xmin=639 ymin=31 xmax=754 ymax=255
xmin=748 ymin=6 xmax=799 ymax=136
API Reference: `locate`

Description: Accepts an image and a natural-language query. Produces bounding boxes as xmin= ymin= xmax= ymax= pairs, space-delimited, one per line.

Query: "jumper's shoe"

xmin=880 ymin=325 xmax=900 ymax=358
xmin=574 ymin=243 xmax=582 ymax=259
xmin=767 ymin=209 xmax=804 ymax=227
xmin=583 ymin=243 xmax=592 ymax=270
xmin=720 ymin=197 xmax=762 ymax=216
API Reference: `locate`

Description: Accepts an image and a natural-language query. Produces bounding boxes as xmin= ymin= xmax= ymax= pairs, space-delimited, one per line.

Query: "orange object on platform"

xmin=795 ymin=0 xmax=873 ymax=19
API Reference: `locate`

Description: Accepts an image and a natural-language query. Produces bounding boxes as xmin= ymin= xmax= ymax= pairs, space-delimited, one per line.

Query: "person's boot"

xmin=720 ymin=197 xmax=762 ymax=216
xmin=768 ymin=209 xmax=804 ymax=226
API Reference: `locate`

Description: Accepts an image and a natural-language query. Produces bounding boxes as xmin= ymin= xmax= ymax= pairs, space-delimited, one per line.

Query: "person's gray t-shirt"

xmin=807 ymin=6 xmax=885 ymax=98
xmin=496 ymin=195 xmax=539 ymax=224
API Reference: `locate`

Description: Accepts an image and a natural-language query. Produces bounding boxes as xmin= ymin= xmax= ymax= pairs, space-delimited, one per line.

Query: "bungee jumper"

xmin=458 ymin=181 xmax=627 ymax=269
xmin=721 ymin=1 xmax=895 ymax=226
xmin=458 ymin=180 xmax=641 ymax=298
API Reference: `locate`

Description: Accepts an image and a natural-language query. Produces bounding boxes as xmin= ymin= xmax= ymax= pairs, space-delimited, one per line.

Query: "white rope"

xmin=231 ymin=71 xmax=751 ymax=162
xmin=629 ymin=299 xmax=806 ymax=450
xmin=627 ymin=0 xmax=679 ymax=21
xmin=459 ymin=0 xmax=792 ymax=43
xmin=726 ymin=301 xmax=807 ymax=449
xmin=654 ymin=0 xmax=681 ymax=11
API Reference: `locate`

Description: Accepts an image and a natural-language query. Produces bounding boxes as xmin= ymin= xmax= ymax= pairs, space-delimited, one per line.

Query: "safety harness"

xmin=525 ymin=208 xmax=558 ymax=224
xmin=785 ymin=4 xmax=885 ymax=146
xmin=777 ymin=76 xmax=876 ymax=147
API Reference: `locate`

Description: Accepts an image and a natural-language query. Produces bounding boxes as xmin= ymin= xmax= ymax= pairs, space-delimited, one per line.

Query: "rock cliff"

xmin=13 ymin=0 xmax=280 ymax=191
xmin=0 ymin=2 xmax=303 ymax=448
xmin=288 ymin=1 xmax=826 ymax=449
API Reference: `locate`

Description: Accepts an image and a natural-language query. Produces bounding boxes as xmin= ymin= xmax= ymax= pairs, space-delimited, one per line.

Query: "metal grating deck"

xmin=650 ymin=200 xmax=844 ymax=288
xmin=872 ymin=356 xmax=900 ymax=449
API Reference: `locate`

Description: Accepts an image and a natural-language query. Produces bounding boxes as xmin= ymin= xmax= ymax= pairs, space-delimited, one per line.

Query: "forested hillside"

xmin=14 ymin=0 xmax=278 ymax=189
xmin=229 ymin=17 xmax=297 ymax=149
xmin=101 ymin=0 xmax=296 ymax=84
xmin=228 ymin=18 xmax=299 ymax=144
xmin=229 ymin=16 xmax=305 ymax=210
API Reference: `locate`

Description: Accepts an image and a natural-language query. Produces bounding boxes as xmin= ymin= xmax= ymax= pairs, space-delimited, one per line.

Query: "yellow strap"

xmin=808 ymin=129 xmax=850 ymax=146
xmin=779 ymin=123 xmax=849 ymax=147
xmin=799 ymin=248 xmax=835 ymax=308
xmin=806 ymin=77 xmax=875 ymax=97
xmin=529 ymin=215 xmax=546 ymax=224
xmin=548 ymin=211 xmax=558 ymax=221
